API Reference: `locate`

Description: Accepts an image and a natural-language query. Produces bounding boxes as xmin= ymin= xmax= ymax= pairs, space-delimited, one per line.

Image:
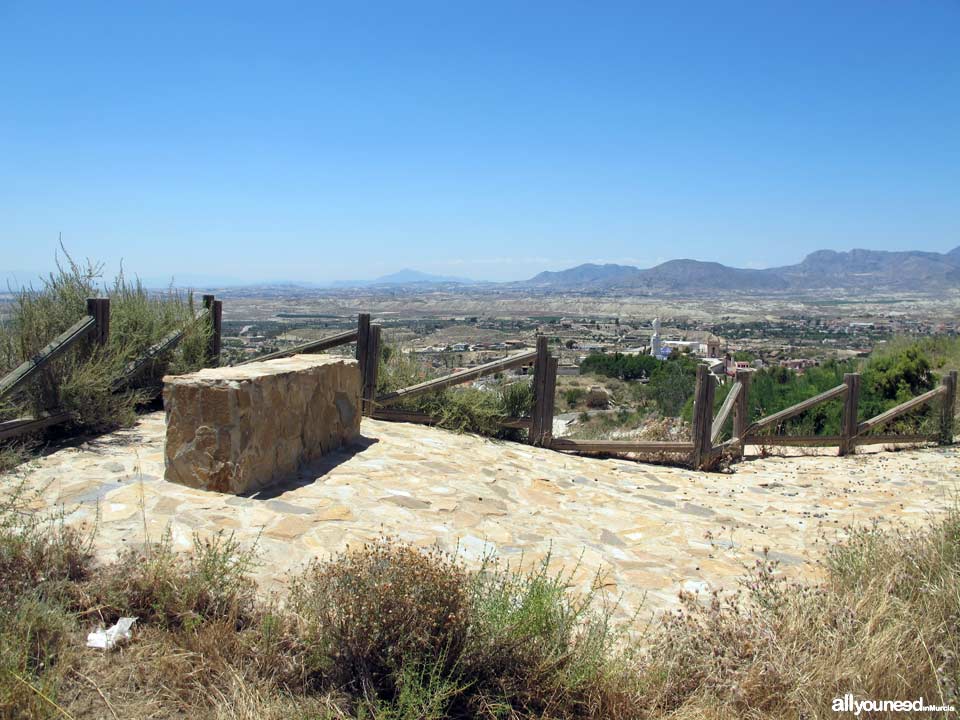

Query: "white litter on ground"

xmin=86 ymin=617 xmax=138 ymax=649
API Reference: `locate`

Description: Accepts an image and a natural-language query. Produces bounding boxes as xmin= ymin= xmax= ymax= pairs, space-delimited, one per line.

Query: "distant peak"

xmin=373 ymin=269 xmax=473 ymax=284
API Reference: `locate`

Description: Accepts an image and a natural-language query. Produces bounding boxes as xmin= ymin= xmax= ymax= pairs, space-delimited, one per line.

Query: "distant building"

xmin=779 ymin=358 xmax=818 ymax=372
xmin=725 ymin=359 xmax=755 ymax=377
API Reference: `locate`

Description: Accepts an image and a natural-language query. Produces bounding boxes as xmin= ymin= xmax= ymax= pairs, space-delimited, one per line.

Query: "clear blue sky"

xmin=2 ymin=1 xmax=958 ymax=285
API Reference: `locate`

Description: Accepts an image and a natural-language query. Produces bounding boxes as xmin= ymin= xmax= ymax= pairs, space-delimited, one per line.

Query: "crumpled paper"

xmin=86 ymin=617 xmax=138 ymax=649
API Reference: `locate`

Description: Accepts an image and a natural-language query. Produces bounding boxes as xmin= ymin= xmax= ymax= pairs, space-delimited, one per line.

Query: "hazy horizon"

xmin=4 ymin=242 xmax=959 ymax=292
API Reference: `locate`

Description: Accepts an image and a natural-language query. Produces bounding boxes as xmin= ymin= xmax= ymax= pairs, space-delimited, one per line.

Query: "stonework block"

xmin=163 ymin=355 xmax=361 ymax=494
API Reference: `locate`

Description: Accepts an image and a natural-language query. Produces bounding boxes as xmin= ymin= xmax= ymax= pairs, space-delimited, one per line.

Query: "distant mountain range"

xmin=520 ymin=247 xmax=960 ymax=293
xmin=11 ymin=249 xmax=955 ymax=295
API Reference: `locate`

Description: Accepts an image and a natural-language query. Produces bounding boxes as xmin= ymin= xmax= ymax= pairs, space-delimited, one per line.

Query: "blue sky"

xmin=2 ymin=1 xmax=958 ymax=285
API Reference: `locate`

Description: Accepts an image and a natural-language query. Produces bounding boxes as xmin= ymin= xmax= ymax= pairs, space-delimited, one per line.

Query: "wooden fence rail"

xmin=715 ymin=368 xmax=955 ymax=469
xmin=857 ymin=385 xmax=945 ymax=436
xmin=369 ymin=330 xmax=546 ymax=440
xmin=1 ymin=294 xmax=222 ymax=441
xmin=375 ymin=350 xmax=537 ymax=407
xmin=549 ymin=438 xmax=693 ymax=455
xmin=237 ymin=328 xmax=359 ymax=366
xmin=710 ymin=379 xmax=742 ymax=445
xmin=0 ymin=316 xmax=98 ymax=401
xmin=0 ymin=412 xmax=76 ymax=441
xmin=742 ymin=383 xmax=848 ymax=439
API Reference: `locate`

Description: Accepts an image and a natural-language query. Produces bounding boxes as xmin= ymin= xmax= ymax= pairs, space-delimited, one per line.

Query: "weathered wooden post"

xmin=691 ymin=364 xmax=716 ymax=469
xmin=356 ymin=313 xmax=371 ymax=414
xmin=540 ymin=355 xmax=558 ymax=447
xmin=940 ymin=370 xmax=958 ymax=445
xmin=530 ymin=336 xmax=550 ymax=446
xmin=86 ymin=297 xmax=110 ymax=347
xmin=839 ymin=372 xmax=861 ymax=456
xmin=202 ymin=294 xmax=222 ymax=366
xmin=732 ymin=368 xmax=752 ymax=460
xmin=356 ymin=312 xmax=370 ymax=374
xmin=362 ymin=324 xmax=382 ymax=416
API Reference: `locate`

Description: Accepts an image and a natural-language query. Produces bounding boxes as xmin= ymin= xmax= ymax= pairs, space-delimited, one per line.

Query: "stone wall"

xmin=163 ymin=355 xmax=361 ymax=494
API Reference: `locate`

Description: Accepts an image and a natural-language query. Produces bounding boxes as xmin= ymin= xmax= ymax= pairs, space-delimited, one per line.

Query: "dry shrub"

xmin=286 ymin=541 xmax=640 ymax=718
xmin=585 ymin=389 xmax=609 ymax=409
xmin=0 ymin=481 xmax=93 ymax=610
xmin=289 ymin=540 xmax=471 ymax=700
xmin=0 ymin=481 xmax=93 ymax=718
xmin=0 ymin=248 xmax=211 ymax=441
xmin=641 ymin=510 xmax=960 ymax=718
xmin=6 ymin=497 xmax=960 ymax=720
xmin=85 ymin=530 xmax=257 ymax=630
xmin=64 ymin=619 xmax=315 ymax=720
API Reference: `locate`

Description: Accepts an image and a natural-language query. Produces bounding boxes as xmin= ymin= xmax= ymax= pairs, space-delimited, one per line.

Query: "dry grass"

xmin=640 ymin=518 xmax=960 ymax=718
xmin=2 ymin=478 xmax=958 ymax=719
xmin=0 ymin=249 xmax=211 ymax=446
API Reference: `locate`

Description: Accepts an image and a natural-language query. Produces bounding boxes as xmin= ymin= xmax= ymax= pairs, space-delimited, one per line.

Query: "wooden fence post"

xmin=202 ymin=294 xmax=222 ymax=366
xmin=530 ymin=336 xmax=550 ymax=446
xmin=839 ymin=372 xmax=860 ymax=456
xmin=732 ymin=368 xmax=751 ymax=460
xmin=540 ymin=356 xmax=558 ymax=447
xmin=362 ymin=324 xmax=381 ymax=416
xmin=356 ymin=313 xmax=371 ymax=379
xmin=940 ymin=370 xmax=958 ymax=445
xmin=691 ymin=364 xmax=716 ymax=469
xmin=86 ymin=297 xmax=110 ymax=347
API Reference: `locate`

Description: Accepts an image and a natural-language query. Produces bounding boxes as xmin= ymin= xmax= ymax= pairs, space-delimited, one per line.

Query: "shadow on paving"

xmin=240 ymin=434 xmax=380 ymax=500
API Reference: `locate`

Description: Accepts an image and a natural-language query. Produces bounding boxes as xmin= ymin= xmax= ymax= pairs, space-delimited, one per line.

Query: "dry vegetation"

xmin=375 ymin=343 xmax=534 ymax=440
xmin=2 ymin=472 xmax=958 ymax=719
xmin=0 ymin=251 xmax=211 ymax=441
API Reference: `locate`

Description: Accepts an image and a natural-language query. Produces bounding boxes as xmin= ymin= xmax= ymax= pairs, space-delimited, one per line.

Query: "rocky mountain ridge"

xmin=522 ymin=246 xmax=960 ymax=292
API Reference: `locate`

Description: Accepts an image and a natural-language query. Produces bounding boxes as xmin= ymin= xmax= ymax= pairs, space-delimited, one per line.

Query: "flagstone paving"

xmin=4 ymin=411 xmax=958 ymax=619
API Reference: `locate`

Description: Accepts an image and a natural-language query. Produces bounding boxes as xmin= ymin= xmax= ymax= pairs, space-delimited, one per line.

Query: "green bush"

xmin=644 ymin=356 xmax=698 ymax=417
xmin=564 ymin=387 xmax=586 ymax=408
xmin=580 ymin=353 xmax=657 ymax=381
xmin=462 ymin=555 xmax=635 ymax=717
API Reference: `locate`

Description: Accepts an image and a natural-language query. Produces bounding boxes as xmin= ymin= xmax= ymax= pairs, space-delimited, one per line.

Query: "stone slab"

xmin=163 ymin=355 xmax=360 ymax=494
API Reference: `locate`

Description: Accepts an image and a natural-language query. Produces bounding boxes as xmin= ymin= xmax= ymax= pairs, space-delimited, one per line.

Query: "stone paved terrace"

xmin=4 ymin=411 xmax=958 ymax=619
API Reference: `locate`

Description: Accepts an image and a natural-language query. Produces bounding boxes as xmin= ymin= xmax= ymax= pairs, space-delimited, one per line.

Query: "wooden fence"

xmin=364 ymin=329 xmax=957 ymax=469
xmin=0 ymin=295 xmax=221 ymax=441
xmin=3 ymin=297 xmax=957 ymax=471
xmin=369 ymin=334 xmax=547 ymax=441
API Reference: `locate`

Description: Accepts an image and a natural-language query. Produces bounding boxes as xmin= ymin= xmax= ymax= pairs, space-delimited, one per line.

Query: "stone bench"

xmin=163 ymin=355 xmax=361 ymax=494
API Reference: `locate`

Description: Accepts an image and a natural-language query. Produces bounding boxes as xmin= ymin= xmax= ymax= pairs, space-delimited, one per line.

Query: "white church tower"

xmin=651 ymin=317 xmax=662 ymax=357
